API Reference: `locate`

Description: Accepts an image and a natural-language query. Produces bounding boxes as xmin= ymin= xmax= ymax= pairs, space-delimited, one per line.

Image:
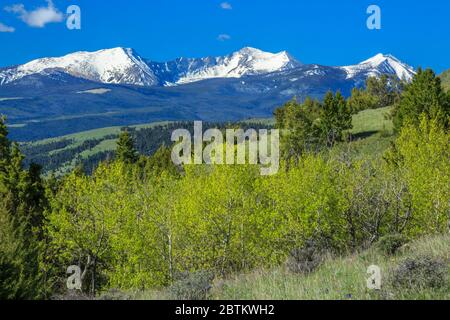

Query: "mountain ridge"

xmin=0 ymin=47 xmax=415 ymax=87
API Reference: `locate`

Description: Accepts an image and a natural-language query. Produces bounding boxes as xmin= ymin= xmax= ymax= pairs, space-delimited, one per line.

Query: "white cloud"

xmin=220 ymin=2 xmax=232 ymax=10
xmin=217 ymin=34 xmax=231 ymax=41
xmin=0 ymin=22 xmax=15 ymax=32
xmin=5 ymin=0 xmax=63 ymax=28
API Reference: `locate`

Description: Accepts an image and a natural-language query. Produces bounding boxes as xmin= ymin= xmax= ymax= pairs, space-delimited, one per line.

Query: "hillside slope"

xmin=130 ymin=234 xmax=449 ymax=300
xmin=209 ymin=234 xmax=450 ymax=300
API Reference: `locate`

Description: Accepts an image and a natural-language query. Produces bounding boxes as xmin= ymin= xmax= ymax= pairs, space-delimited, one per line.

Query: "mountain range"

xmin=0 ymin=47 xmax=414 ymax=87
xmin=0 ymin=47 xmax=415 ymax=141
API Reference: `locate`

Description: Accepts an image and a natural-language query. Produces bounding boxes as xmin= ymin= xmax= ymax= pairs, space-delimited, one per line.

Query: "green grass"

xmin=351 ymin=106 xmax=393 ymax=135
xmin=80 ymin=139 xmax=117 ymax=158
xmin=244 ymin=106 xmax=394 ymax=134
xmin=27 ymin=121 xmax=171 ymax=147
xmin=209 ymin=234 xmax=449 ymax=300
xmin=326 ymin=106 xmax=396 ymax=161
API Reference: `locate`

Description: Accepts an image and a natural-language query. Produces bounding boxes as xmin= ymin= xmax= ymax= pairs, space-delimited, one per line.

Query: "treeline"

xmin=20 ymin=138 xmax=75 ymax=157
xmin=21 ymin=122 xmax=274 ymax=175
xmin=21 ymin=138 xmax=109 ymax=173
xmin=348 ymin=74 xmax=404 ymax=112
xmin=0 ymin=68 xmax=449 ymax=299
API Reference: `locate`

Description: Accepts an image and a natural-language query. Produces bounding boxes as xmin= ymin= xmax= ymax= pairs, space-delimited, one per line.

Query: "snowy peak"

xmin=232 ymin=47 xmax=301 ymax=72
xmin=234 ymin=46 xmax=296 ymax=63
xmin=1 ymin=47 xmax=159 ymax=86
xmin=359 ymin=53 xmax=395 ymax=65
xmin=342 ymin=53 xmax=415 ymax=81
xmin=173 ymin=47 xmax=302 ymax=84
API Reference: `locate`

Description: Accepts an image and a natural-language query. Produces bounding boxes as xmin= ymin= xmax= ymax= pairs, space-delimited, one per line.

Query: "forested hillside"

xmin=20 ymin=121 xmax=273 ymax=175
xmin=1 ymin=70 xmax=449 ymax=300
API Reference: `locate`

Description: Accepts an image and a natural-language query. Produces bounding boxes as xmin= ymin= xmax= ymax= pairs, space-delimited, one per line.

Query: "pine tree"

xmin=393 ymin=68 xmax=450 ymax=131
xmin=138 ymin=145 xmax=180 ymax=178
xmin=274 ymin=97 xmax=321 ymax=164
xmin=23 ymin=163 xmax=47 ymax=234
xmin=0 ymin=118 xmax=47 ymax=299
xmin=335 ymin=91 xmax=353 ymax=137
xmin=366 ymin=75 xmax=395 ymax=108
xmin=0 ymin=190 xmax=43 ymax=299
xmin=73 ymin=161 xmax=86 ymax=177
xmin=0 ymin=199 xmax=24 ymax=299
xmin=0 ymin=116 xmax=11 ymax=181
xmin=7 ymin=143 xmax=25 ymax=202
xmin=116 ymin=130 xmax=138 ymax=164
xmin=320 ymin=91 xmax=352 ymax=146
xmin=347 ymin=87 xmax=378 ymax=113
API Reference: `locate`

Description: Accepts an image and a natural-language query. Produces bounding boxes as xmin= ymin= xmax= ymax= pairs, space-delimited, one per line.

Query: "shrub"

xmin=98 ymin=289 xmax=134 ymax=300
xmin=391 ymin=255 xmax=448 ymax=290
xmin=286 ymin=240 xmax=324 ymax=274
xmin=377 ymin=234 xmax=409 ymax=256
xmin=168 ymin=271 xmax=214 ymax=300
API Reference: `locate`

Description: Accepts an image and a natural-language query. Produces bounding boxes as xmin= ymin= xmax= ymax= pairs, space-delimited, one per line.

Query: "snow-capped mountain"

xmin=341 ymin=53 xmax=415 ymax=82
xmin=0 ymin=47 xmax=159 ymax=86
xmin=0 ymin=48 xmax=414 ymax=88
xmin=156 ymin=47 xmax=302 ymax=85
xmin=0 ymin=47 xmax=302 ymax=87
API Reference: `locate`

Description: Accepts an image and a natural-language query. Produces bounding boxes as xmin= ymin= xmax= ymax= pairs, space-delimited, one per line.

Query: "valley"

xmin=20 ymin=107 xmax=393 ymax=175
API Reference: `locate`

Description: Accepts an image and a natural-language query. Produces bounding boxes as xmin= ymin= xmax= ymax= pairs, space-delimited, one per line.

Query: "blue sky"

xmin=0 ymin=0 xmax=449 ymax=73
